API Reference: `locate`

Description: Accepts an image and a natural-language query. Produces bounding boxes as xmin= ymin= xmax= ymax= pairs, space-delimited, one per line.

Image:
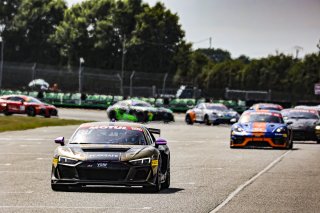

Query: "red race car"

xmin=0 ymin=95 xmax=58 ymax=118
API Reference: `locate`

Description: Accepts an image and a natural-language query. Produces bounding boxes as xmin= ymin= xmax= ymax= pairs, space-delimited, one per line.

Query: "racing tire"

xmin=26 ymin=107 xmax=36 ymax=117
xmin=44 ymin=113 xmax=51 ymax=118
xmin=135 ymin=111 xmax=147 ymax=123
xmin=289 ymin=141 xmax=293 ymax=149
xmin=316 ymin=139 xmax=320 ymax=144
xmin=204 ymin=115 xmax=211 ymax=126
xmin=288 ymin=131 xmax=294 ymax=149
xmin=3 ymin=107 xmax=12 ymax=116
xmin=145 ymin=157 xmax=162 ymax=192
xmin=51 ymin=184 xmax=69 ymax=191
xmin=161 ymin=157 xmax=170 ymax=189
xmin=109 ymin=110 xmax=117 ymax=121
xmin=185 ymin=114 xmax=193 ymax=125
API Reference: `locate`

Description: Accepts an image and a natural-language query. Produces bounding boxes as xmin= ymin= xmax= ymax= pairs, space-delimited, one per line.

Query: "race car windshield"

xmin=25 ymin=97 xmax=42 ymax=104
xmin=239 ymin=113 xmax=283 ymax=123
xmin=131 ymin=102 xmax=152 ymax=107
xmin=207 ymin=105 xmax=228 ymax=111
xmin=287 ymin=111 xmax=319 ymax=119
xmin=70 ymin=127 xmax=146 ymax=145
xmin=258 ymin=106 xmax=280 ymax=111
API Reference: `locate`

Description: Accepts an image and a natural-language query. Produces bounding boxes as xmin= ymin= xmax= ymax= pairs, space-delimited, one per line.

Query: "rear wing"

xmin=148 ymin=128 xmax=161 ymax=136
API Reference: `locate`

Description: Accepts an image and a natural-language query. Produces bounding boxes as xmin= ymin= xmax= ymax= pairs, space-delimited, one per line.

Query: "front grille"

xmin=233 ymin=137 xmax=245 ymax=144
xmin=246 ymin=141 xmax=271 ymax=148
xmin=77 ymin=162 xmax=129 ymax=181
xmin=132 ymin=168 xmax=150 ymax=181
xmin=273 ymin=138 xmax=286 ymax=145
xmin=58 ymin=165 xmax=77 ymax=179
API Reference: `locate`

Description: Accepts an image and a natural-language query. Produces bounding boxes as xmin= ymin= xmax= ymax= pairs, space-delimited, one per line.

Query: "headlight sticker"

xmin=151 ymin=159 xmax=158 ymax=167
xmin=52 ymin=158 xmax=58 ymax=167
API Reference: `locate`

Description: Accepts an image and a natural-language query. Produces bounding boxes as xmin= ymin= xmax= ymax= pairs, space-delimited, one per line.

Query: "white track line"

xmin=0 ymin=191 xmax=33 ymax=194
xmin=0 ymin=206 xmax=151 ymax=210
xmin=210 ymin=150 xmax=292 ymax=213
xmin=0 ymin=171 xmax=47 ymax=174
xmin=0 ymin=138 xmax=51 ymax=141
xmin=0 ymin=153 xmax=51 ymax=155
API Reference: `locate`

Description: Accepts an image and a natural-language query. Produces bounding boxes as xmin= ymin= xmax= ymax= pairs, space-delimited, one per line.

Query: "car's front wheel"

xmin=185 ymin=114 xmax=193 ymax=125
xmin=108 ymin=110 xmax=117 ymax=121
xmin=204 ymin=115 xmax=211 ymax=125
xmin=161 ymin=157 xmax=170 ymax=189
xmin=3 ymin=107 xmax=12 ymax=116
xmin=26 ymin=106 xmax=36 ymax=117
xmin=145 ymin=157 xmax=162 ymax=192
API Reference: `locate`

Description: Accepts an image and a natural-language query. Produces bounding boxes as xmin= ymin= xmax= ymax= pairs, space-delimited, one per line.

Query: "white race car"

xmin=185 ymin=103 xmax=240 ymax=125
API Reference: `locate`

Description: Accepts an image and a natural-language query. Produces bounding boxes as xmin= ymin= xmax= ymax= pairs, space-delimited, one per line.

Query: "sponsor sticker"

xmin=151 ymin=160 xmax=158 ymax=167
xmin=87 ymin=126 xmax=143 ymax=131
xmin=52 ymin=158 xmax=58 ymax=167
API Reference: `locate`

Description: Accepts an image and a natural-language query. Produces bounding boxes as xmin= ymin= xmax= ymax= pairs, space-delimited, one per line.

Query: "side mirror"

xmin=54 ymin=136 xmax=65 ymax=146
xmin=155 ymin=138 xmax=167 ymax=147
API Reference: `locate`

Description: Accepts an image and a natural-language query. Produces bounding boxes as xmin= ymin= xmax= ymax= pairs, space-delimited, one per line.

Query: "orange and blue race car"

xmin=230 ymin=110 xmax=293 ymax=149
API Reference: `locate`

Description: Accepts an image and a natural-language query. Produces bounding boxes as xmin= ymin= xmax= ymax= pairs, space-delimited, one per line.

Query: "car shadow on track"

xmin=293 ymin=141 xmax=319 ymax=145
xmin=67 ymin=186 xmax=184 ymax=194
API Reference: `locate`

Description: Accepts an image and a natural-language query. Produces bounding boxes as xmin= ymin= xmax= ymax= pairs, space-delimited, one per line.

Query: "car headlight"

xmin=129 ymin=157 xmax=151 ymax=166
xmin=234 ymin=126 xmax=244 ymax=132
xmin=58 ymin=156 xmax=78 ymax=164
xmin=1 ymin=103 xmax=6 ymax=107
xmin=276 ymin=127 xmax=286 ymax=133
xmin=315 ymin=126 xmax=320 ymax=130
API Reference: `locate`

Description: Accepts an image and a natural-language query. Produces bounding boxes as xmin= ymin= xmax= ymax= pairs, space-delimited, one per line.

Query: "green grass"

xmin=0 ymin=116 xmax=89 ymax=132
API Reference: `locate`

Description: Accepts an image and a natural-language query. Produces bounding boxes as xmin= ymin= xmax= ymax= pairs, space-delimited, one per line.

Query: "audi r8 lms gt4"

xmin=185 ymin=103 xmax=240 ymax=125
xmin=250 ymin=103 xmax=283 ymax=111
xmin=106 ymin=99 xmax=174 ymax=123
xmin=230 ymin=110 xmax=293 ymax=149
xmin=281 ymin=108 xmax=320 ymax=143
xmin=0 ymin=95 xmax=58 ymax=118
xmin=51 ymin=122 xmax=170 ymax=192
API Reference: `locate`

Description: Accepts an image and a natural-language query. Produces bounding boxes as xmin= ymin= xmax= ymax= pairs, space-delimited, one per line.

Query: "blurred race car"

xmin=51 ymin=122 xmax=170 ymax=192
xmin=230 ymin=110 xmax=293 ymax=149
xmin=250 ymin=103 xmax=283 ymax=111
xmin=281 ymin=108 xmax=320 ymax=143
xmin=294 ymin=105 xmax=320 ymax=116
xmin=0 ymin=95 xmax=58 ymax=118
xmin=185 ymin=103 xmax=240 ymax=125
xmin=106 ymin=99 xmax=174 ymax=123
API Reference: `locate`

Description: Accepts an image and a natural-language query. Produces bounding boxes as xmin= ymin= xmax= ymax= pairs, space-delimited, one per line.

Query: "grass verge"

xmin=0 ymin=116 xmax=89 ymax=132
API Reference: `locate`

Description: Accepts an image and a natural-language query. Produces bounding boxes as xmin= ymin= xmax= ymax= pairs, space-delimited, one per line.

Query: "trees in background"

xmin=0 ymin=0 xmax=320 ymax=96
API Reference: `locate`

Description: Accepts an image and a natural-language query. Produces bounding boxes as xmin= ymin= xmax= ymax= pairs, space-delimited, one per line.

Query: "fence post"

xmin=79 ymin=57 xmax=84 ymax=105
xmin=116 ymin=73 xmax=122 ymax=96
xmin=162 ymin=73 xmax=168 ymax=95
xmin=129 ymin=70 xmax=135 ymax=97
xmin=225 ymin=87 xmax=229 ymax=99
xmin=152 ymin=85 xmax=156 ymax=97
xmin=0 ymin=36 xmax=4 ymax=89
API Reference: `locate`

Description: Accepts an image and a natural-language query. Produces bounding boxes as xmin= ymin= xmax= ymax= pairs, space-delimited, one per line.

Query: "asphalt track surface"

xmin=0 ymin=108 xmax=319 ymax=213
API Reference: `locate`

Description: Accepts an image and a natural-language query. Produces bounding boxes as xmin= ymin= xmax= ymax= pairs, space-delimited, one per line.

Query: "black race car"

xmin=281 ymin=108 xmax=320 ymax=143
xmin=51 ymin=122 xmax=170 ymax=192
